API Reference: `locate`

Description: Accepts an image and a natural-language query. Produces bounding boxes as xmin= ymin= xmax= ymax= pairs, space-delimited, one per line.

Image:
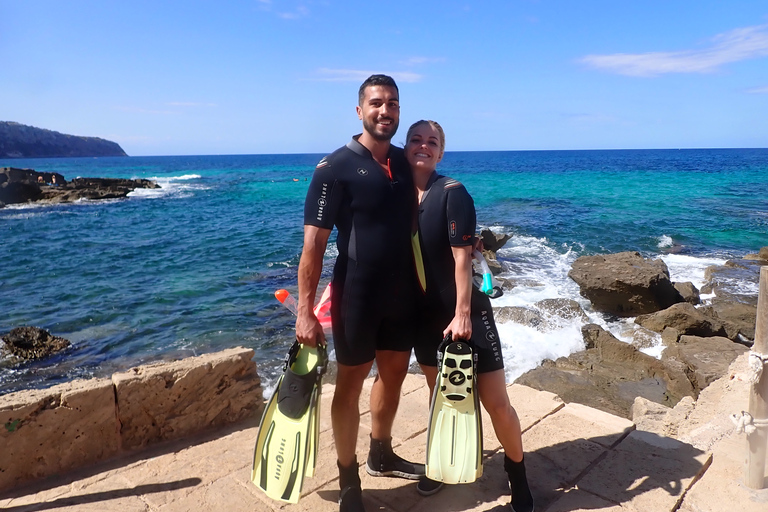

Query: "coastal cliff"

xmin=0 ymin=121 xmax=127 ymax=158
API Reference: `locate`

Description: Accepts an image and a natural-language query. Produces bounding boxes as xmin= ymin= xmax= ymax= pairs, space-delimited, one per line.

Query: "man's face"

xmin=356 ymin=85 xmax=400 ymax=142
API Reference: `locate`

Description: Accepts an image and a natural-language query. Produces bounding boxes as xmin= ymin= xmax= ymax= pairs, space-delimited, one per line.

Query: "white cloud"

xmin=747 ymin=86 xmax=768 ymax=94
xmin=580 ymin=24 xmax=768 ymax=77
xmin=313 ymin=68 xmax=423 ymax=83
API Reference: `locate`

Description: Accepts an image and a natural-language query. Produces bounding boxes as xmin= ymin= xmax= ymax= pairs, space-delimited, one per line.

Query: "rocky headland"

xmin=0 ymin=121 xmax=127 ymax=158
xmin=511 ymin=247 xmax=767 ymax=420
xmin=0 ymin=167 xmax=159 ymax=208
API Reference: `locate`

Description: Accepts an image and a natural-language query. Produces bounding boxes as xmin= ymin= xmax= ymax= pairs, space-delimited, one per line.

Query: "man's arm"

xmin=296 ymin=224 xmax=332 ymax=347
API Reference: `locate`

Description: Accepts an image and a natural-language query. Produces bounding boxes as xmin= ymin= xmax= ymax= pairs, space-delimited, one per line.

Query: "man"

xmin=296 ymin=74 xmax=423 ymax=512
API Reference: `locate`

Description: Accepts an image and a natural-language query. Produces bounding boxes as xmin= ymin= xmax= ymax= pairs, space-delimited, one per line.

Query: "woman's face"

xmin=406 ymin=123 xmax=443 ymax=174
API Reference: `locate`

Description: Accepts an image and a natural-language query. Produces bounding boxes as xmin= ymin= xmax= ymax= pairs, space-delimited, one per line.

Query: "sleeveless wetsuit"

xmin=304 ymin=136 xmax=419 ymax=365
xmin=413 ymin=174 xmax=504 ymax=373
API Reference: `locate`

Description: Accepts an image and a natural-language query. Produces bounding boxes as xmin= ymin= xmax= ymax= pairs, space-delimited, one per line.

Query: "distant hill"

xmin=0 ymin=121 xmax=128 ymax=158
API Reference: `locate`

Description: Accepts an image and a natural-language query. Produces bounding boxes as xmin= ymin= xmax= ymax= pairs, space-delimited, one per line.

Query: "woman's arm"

xmin=443 ymin=244 xmax=473 ymax=340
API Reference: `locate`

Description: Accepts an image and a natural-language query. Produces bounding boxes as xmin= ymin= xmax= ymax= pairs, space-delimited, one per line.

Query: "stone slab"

xmin=547 ymin=488 xmax=635 ymax=511
xmin=0 ymin=378 xmax=119 ymax=493
xmin=678 ymin=433 xmax=768 ymax=512
xmin=523 ymin=402 xmax=635 ymax=487
xmin=578 ymin=429 xmax=712 ymax=512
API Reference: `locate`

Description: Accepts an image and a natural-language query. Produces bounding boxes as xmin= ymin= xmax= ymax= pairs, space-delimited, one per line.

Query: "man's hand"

xmin=296 ymin=312 xmax=326 ymax=347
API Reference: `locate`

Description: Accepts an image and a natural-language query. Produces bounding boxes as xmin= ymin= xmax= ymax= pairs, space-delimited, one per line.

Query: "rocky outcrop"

xmin=702 ymin=257 xmax=765 ymax=305
xmin=494 ymin=299 xmax=588 ymax=330
xmin=662 ymin=335 xmax=748 ymax=392
xmin=519 ymin=248 xmax=762 ymax=422
xmin=479 ymin=228 xmax=510 ymax=275
xmin=0 ymin=121 xmax=127 ymax=158
xmin=0 ymin=167 xmax=159 ymax=207
xmin=0 ymin=326 xmax=70 ymax=360
xmin=635 ymin=303 xmax=728 ymax=339
xmin=515 ymin=324 xmax=694 ymax=418
xmin=0 ymin=347 xmax=263 ymax=492
xmin=568 ymin=251 xmax=684 ymax=316
xmin=700 ymin=301 xmax=757 ymax=342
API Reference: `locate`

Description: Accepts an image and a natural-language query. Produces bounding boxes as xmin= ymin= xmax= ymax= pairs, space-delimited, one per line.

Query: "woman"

xmin=406 ymin=120 xmax=534 ymax=512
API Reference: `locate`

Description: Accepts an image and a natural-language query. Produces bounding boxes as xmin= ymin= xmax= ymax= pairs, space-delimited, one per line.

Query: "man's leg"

xmin=333 ymin=361 xmax=373 ymax=512
xmin=370 ymin=349 xmax=410 ymax=440
xmin=366 ymin=350 xmax=424 ymax=480
xmin=333 ymin=360 xmax=374 ymax=466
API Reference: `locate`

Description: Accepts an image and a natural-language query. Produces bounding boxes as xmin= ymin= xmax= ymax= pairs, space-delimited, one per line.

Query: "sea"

xmin=2 ymin=149 xmax=767 ymax=395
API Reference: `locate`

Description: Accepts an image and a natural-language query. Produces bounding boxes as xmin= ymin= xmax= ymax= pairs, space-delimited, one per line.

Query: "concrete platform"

xmin=2 ymin=374 xmax=767 ymax=511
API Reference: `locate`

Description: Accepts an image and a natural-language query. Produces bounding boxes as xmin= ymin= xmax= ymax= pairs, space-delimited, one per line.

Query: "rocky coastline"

xmin=511 ymin=247 xmax=767 ymax=420
xmin=0 ymin=167 xmax=159 ymax=208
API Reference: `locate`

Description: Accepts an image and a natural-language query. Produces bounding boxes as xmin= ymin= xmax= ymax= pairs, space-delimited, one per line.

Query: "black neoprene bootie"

xmin=504 ymin=455 xmax=534 ymax=512
xmin=338 ymin=458 xmax=366 ymax=512
xmin=365 ymin=436 xmax=424 ymax=480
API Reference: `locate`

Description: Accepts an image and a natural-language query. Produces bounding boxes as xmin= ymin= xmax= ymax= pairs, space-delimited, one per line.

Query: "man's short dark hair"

xmin=358 ymin=74 xmax=399 ymax=105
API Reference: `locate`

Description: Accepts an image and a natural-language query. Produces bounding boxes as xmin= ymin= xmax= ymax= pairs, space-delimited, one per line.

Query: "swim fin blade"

xmin=425 ymin=338 xmax=483 ymax=484
xmin=251 ymin=341 xmax=327 ymax=503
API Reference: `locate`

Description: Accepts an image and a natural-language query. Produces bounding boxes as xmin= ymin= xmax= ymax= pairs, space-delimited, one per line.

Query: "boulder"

xmin=494 ymin=299 xmax=588 ymax=331
xmin=701 ymin=258 xmax=763 ymax=305
xmin=673 ymin=281 xmax=700 ymax=305
xmin=631 ymin=395 xmax=695 ymax=438
xmin=0 ymin=326 xmax=70 ymax=360
xmin=568 ymin=251 xmax=684 ymax=316
xmin=515 ymin=324 xmax=694 ymax=418
xmin=744 ymin=246 xmax=768 ymax=262
xmin=634 ymin=303 xmax=728 ymax=339
xmin=534 ymin=298 xmax=589 ymax=323
xmin=479 ymin=228 xmax=511 ymax=253
xmin=482 ymin=251 xmax=504 ymax=275
xmin=700 ymin=301 xmax=756 ymax=342
xmin=494 ymin=306 xmax=546 ymax=329
xmin=662 ymin=335 xmax=748 ymax=393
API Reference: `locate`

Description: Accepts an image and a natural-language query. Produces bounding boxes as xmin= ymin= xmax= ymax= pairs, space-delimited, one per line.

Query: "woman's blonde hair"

xmin=406 ymin=120 xmax=445 ymax=160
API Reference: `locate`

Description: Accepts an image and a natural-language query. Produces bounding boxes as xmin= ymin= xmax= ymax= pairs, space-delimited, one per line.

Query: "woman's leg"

xmin=477 ymin=369 xmax=533 ymax=512
xmin=477 ymin=369 xmax=523 ymax=462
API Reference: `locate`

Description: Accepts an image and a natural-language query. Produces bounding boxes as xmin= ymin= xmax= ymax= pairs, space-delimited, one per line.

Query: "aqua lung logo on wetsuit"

xmin=480 ymin=309 xmax=502 ymax=362
xmin=316 ymin=183 xmax=329 ymax=221
xmin=450 ymin=220 xmax=456 ymax=237
xmin=357 ymin=168 xmax=368 ymax=176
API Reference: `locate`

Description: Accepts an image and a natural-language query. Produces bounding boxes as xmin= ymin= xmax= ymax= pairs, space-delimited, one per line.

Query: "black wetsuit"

xmin=304 ymin=136 xmax=418 ymax=365
xmin=413 ymin=174 xmax=504 ymax=373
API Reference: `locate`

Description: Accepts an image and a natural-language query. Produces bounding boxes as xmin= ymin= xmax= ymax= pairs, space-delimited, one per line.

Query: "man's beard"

xmin=363 ymin=117 xmax=399 ymax=142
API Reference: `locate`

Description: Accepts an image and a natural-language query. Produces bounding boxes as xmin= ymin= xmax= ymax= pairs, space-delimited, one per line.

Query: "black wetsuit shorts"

xmin=304 ymin=137 xmax=419 ymax=366
xmin=412 ymin=174 xmax=504 ymax=374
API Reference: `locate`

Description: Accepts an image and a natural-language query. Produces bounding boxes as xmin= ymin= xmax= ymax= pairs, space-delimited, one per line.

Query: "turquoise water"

xmin=1 ymin=149 xmax=767 ymax=393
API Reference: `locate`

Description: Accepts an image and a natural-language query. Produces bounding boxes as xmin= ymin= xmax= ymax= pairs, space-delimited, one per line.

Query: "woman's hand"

xmin=444 ymin=312 xmax=472 ymax=341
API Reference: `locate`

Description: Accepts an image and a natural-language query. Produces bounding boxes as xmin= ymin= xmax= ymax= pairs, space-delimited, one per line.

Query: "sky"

xmin=1 ymin=1 xmax=767 ymax=156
